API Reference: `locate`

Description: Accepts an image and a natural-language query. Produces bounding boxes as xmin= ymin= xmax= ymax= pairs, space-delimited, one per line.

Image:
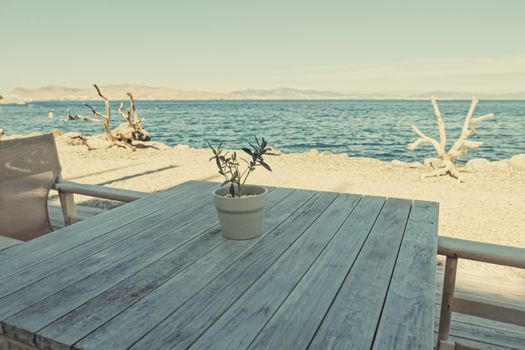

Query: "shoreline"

xmin=3 ymin=132 xmax=525 ymax=278
xmin=3 ymin=130 xmax=524 ymax=166
xmin=4 ymin=98 xmax=525 ymax=103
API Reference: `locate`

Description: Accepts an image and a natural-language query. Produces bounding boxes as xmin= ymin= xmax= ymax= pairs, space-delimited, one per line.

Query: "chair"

xmin=0 ymin=133 xmax=147 ymax=246
xmin=436 ymin=236 xmax=525 ymax=350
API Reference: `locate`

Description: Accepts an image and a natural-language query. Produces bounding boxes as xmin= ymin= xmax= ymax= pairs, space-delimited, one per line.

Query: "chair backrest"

xmin=0 ymin=134 xmax=61 ymax=240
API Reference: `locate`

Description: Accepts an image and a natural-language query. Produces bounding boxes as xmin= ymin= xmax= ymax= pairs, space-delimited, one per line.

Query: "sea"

xmin=1 ymin=99 xmax=524 ymax=162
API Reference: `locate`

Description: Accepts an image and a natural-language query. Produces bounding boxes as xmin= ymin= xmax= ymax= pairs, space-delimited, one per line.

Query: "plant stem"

xmin=242 ymin=169 xmax=252 ymax=187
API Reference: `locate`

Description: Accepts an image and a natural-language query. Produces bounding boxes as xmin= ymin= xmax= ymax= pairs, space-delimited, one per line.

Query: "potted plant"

xmin=208 ymin=137 xmax=275 ymax=240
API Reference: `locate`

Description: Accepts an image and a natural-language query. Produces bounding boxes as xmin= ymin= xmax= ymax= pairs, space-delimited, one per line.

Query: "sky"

xmin=1 ymin=0 xmax=524 ymax=94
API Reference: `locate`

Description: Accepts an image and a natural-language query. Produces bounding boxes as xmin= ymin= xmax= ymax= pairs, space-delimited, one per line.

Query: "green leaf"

xmin=259 ymin=161 xmax=272 ymax=172
xmin=207 ymin=141 xmax=215 ymax=153
xmin=242 ymin=148 xmax=253 ymax=156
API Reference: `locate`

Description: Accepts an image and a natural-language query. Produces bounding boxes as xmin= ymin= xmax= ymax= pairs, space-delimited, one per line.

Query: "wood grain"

xmin=309 ymin=198 xmax=413 ymax=349
xmin=190 ymin=194 xmax=362 ymax=350
xmin=35 ymin=188 xmax=293 ymax=350
xmin=0 ymin=181 xmax=213 ymax=274
xmin=0 ymin=183 xmax=443 ymax=350
xmin=2 ymin=194 xmax=218 ymax=345
xmin=75 ymin=189 xmax=316 ymax=350
xmin=372 ymin=200 xmax=439 ymax=350
xmin=127 ymin=191 xmax=338 ymax=350
xmin=248 ymin=196 xmax=386 ymax=350
xmin=0 ymin=190 xmax=216 ymax=324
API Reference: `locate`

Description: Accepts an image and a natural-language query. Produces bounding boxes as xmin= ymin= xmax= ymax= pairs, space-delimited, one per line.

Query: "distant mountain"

xmin=7 ymin=84 xmax=225 ymax=101
xmin=410 ymin=91 xmax=525 ymax=100
xmin=0 ymin=94 xmax=25 ymax=105
xmin=227 ymin=87 xmax=348 ymax=100
xmin=485 ymin=92 xmax=525 ymax=100
xmin=6 ymin=85 xmax=354 ymax=101
xmin=3 ymin=85 xmax=525 ymax=101
xmin=409 ymin=91 xmax=475 ymax=100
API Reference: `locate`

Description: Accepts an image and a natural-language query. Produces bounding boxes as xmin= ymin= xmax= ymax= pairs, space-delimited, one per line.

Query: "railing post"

xmin=56 ymin=175 xmax=76 ymax=226
xmin=437 ymin=256 xmax=458 ymax=349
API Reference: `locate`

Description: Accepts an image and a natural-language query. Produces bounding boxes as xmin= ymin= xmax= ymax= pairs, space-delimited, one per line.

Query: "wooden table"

xmin=0 ymin=181 xmax=439 ymax=350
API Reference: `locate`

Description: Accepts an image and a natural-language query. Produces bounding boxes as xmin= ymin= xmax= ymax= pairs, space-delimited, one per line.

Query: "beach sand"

xmin=45 ymin=134 xmax=525 ymax=280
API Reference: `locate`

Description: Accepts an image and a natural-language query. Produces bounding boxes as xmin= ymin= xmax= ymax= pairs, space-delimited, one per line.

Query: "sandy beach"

xmin=21 ymin=132 xmax=519 ymax=281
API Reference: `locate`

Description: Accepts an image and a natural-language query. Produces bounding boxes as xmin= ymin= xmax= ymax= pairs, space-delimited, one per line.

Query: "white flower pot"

xmin=213 ymin=185 xmax=268 ymax=240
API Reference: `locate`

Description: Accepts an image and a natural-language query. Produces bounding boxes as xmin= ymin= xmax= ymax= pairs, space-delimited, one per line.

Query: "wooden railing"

xmin=436 ymin=236 xmax=525 ymax=350
xmin=52 ymin=177 xmax=148 ymax=225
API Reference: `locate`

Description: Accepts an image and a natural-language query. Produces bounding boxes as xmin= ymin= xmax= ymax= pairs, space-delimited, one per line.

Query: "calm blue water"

xmin=1 ymin=100 xmax=524 ymax=162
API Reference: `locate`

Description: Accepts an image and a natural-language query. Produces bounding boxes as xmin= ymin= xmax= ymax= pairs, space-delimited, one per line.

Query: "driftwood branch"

xmin=431 ymin=97 xmax=447 ymax=155
xmin=113 ymin=92 xmax=149 ymax=142
xmin=127 ymin=92 xmax=141 ymax=124
xmin=68 ymin=84 xmax=114 ymax=142
xmin=73 ymin=114 xmax=105 ymax=125
xmin=68 ymin=84 xmax=150 ymax=148
xmin=408 ymin=96 xmax=495 ymax=182
xmin=93 ymin=84 xmax=111 ymax=118
xmin=117 ymin=101 xmax=132 ymax=126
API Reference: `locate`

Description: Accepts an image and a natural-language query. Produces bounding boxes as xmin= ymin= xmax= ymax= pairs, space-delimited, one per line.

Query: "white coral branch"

xmin=431 ymin=96 xmax=447 ymax=154
xmin=408 ymin=125 xmax=443 ymax=156
xmin=408 ymin=96 xmax=494 ymax=182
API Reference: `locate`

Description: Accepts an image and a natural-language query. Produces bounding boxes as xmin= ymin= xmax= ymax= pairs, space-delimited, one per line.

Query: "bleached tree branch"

xmin=408 ymin=125 xmax=443 ymax=156
xmin=408 ymin=96 xmax=494 ymax=182
xmin=117 ymin=101 xmax=132 ymax=126
xmin=69 ymin=84 xmax=150 ymax=148
xmin=431 ymin=96 xmax=447 ymax=154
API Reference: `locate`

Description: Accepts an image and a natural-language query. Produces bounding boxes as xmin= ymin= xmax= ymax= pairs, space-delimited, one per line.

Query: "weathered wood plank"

xmin=5 ymin=183 xmax=525 ymax=349
xmin=48 ymin=203 xmax=106 ymax=230
xmin=0 ymin=181 xmax=198 ymax=262
xmin=443 ymin=337 xmax=513 ymax=350
xmin=0 ymin=194 xmax=219 ymax=343
xmin=126 ymin=191 xmax=339 ymax=350
xmin=1 ymin=195 xmax=222 ymax=346
xmin=247 ymin=196 xmax=386 ymax=350
xmin=0 ymin=181 xmax=213 ymax=270
xmin=34 ymin=188 xmax=294 ymax=350
xmin=436 ymin=316 xmax=525 ymax=350
xmin=435 ymin=265 xmax=525 ymax=311
xmin=0 ymin=187 xmax=213 ymax=303
xmin=433 ymin=276 xmax=525 ymax=350
xmin=190 ymin=194 xmax=362 ymax=349
xmin=372 ymin=200 xmax=439 ymax=350
xmin=309 ymin=198 xmax=413 ymax=349
xmin=0 ymin=190 xmax=218 ymax=320
xmin=434 ymin=296 xmax=525 ymax=336
xmin=434 ymin=304 xmax=525 ymax=345
xmin=0 ymin=236 xmax=21 ymax=252
xmin=75 ymin=190 xmax=326 ymax=350
xmin=453 ymin=296 xmax=525 ymax=327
